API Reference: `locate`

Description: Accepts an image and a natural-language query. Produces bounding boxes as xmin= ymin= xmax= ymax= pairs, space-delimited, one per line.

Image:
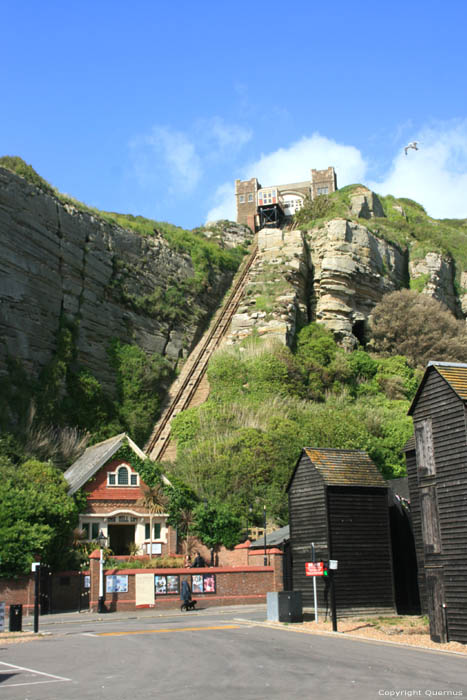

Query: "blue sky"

xmin=2 ymin=1 xmax=467 ymax=228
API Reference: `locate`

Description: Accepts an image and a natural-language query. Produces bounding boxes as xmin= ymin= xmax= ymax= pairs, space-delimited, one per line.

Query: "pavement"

xmin=21 ymin=603 xmax=266 ymax=628
xmin=1 ymin=604 xmax=466 ymax=700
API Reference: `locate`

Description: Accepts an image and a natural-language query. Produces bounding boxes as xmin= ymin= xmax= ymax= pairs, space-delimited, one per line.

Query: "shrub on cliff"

xmin=369 ymin=290 xmax=467 ymax=368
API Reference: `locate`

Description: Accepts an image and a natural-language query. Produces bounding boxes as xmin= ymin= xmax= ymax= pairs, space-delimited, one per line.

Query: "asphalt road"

xmin=1 ymin=607 xmax=466 ymax=700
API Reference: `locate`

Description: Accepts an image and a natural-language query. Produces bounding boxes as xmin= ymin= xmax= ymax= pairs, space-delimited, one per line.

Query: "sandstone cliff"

xmin=0 ymin=167 xmax=249 ymax=393
xmin=226 ymin=188 xmax=465 ymax=349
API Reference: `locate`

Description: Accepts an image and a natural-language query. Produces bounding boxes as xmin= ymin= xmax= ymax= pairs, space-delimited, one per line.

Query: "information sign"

xmin=305 ymin=561 xmax=324 ymax=576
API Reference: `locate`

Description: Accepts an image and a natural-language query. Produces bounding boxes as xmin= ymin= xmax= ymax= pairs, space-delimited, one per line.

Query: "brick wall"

xmin=235 ymin=178 xmax=260 ymax=229
xmin=311 ymin=167 xmax=337 ymax=199
xmin=0 ymin=576 xmax=35 ymax=615
xmin=0 ymin=570 xmax=86 ymax=617
xmin=89 ymin=551 xmax=283 ymax=612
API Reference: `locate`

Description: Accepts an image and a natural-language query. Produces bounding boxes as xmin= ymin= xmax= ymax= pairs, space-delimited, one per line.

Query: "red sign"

xmin=305 ymin=561 xmax=324 ymax=577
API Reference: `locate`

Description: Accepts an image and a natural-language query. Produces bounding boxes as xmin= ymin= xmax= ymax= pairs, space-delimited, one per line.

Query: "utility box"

xmin=9 ymin=604 xmax=22 ymax=632
xmin=267 ymin=591 xmax=303 ymax=623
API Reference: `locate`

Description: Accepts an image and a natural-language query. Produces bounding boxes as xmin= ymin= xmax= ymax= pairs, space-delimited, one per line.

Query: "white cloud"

xmin=206 ymin=123 xmax=467 ymax=224
xmin=145 ymin=126 xmax=202 ymax=193
xmin=204 ymin=117 xmax=252 ymax=153
xmin=130 ymin=118 xmax=252 ymax=198
xmin=248 ymin=134 xmax=366 ymax=188
xmin=206 ymin=182 xmax=236 ymax=223
xmin=368 ymin=121 xmax=467 ymax=218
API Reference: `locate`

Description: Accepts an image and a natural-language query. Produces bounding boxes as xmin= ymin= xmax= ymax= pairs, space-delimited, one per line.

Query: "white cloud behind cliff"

xmin=206 ymin=122 xmax=467 ymax=223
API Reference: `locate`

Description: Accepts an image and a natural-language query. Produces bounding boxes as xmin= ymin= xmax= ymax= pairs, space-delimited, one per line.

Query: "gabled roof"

xmin=408 ymin=361 xmax=467 ymax=415
xmin=287 ymin=447 xmax=387 ymax=490
xmin=64 ymin=433 xmax=147 ymax=495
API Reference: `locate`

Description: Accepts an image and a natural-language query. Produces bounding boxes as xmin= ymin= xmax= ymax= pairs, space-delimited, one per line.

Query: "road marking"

xmin=81 ymin=632 xmax=98 ymax=637
xmin=0 ymin=661 xmax=71 ymax=688
xmin=97 ymin=624 xmax=241 ymax=637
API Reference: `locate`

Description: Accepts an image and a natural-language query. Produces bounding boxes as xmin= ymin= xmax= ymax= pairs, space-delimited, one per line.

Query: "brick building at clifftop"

xmin=235 ymin=166 xmax=337 ymax=232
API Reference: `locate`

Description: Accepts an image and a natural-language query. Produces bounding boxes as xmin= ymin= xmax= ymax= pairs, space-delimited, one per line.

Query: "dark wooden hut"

xmin=287 ymin=448 xmax=395 ymax=615
xmin=404 ymin=361 xmax=467 ymax=644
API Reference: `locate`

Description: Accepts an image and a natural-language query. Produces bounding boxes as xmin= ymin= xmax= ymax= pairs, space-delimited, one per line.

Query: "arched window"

xmin=117 ymin=466 xmax=129 ymax=485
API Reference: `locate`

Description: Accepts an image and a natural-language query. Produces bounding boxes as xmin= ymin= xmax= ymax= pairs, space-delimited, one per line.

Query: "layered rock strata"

xmin=0 ymin=168 xmax=244 ymax=390
xmin=409 ymin=252 xmax=460 ymax=317
xmin=307 ymin=219 xmax=407 ymax=347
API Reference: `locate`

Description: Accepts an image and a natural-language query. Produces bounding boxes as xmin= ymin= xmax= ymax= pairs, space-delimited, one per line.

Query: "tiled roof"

xmin=303 ymin=447 xmax=387 ymax=487
xmin=431 ymin=362 xmax=467 ymax=401
xmin=64 ymin=433 xmax=147 ymax=495
xmin=408 ymin=362 xmax=467 ymax=415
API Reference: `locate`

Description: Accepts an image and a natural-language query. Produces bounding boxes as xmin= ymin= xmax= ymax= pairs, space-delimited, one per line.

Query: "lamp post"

xmin=263 ymin=505 xmax=267 ymax=566
xmin=97 ymin=530 xmax=108 ymax=614
xmin=246 ymin=504 xmax=253 ymax=542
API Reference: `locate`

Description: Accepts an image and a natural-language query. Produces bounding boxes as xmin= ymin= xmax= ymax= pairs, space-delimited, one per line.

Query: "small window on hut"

xmin=414 ymin=419 xmax=436 ymax=478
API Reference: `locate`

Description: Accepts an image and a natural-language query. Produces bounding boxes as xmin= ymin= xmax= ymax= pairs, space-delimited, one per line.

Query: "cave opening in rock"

xmin=352 ymin=320 xmax=366 ymax=346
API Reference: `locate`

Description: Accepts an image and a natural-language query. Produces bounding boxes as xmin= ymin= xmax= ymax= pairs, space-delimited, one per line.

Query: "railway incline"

xmin=145 ymin=241 xmax=258 ymax=462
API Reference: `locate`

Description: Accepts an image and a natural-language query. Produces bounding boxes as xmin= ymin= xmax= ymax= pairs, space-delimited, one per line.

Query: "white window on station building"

xmin=107 ymin=464 xmax=139 ymax=487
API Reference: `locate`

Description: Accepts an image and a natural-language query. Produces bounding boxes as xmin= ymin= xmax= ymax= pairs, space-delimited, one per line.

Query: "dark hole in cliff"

xmin=352 ymin=320 xmax=366 ymax=346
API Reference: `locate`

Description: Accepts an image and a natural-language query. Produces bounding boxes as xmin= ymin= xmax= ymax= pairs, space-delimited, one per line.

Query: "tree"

xmin=191 ymin=501 xmax=243 ymax=549
xmin=369 ymin=290 xmax=467 ymax=368
xmin=0 ymin=457 xmax=80 ymax=576
xmin=137 ymin=483 xmax=168 ymax=556
xmin=164 ymin=477 xmax=199 ymax=551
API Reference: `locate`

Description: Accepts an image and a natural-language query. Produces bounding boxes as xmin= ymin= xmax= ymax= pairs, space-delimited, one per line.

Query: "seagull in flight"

xmin=404 ymin=141 xmax=419 ymax=155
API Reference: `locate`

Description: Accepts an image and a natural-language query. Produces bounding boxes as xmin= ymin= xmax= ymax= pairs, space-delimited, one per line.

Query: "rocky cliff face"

xmin=0 ymin=167 xmax=247 ymax=391
xmin=226 ymin=188 xmax=464 ymax=349
xmin=307 ymin=218 xmax=407 ymax=347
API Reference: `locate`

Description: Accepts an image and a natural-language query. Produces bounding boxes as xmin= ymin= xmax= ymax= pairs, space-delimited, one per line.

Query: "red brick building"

xmin=64 ymin=433 xmax=176 ymax=556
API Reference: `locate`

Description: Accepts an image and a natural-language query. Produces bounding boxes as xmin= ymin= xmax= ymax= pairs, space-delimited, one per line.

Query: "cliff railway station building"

xmin=235 ymin=166 xmax=337 ymax=232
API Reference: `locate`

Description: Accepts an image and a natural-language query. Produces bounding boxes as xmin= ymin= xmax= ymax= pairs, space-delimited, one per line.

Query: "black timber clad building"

xmin=287 ymin=448 xmax=395 ymax=615
xmin=404 ymin=361 xmax=467 ymax=644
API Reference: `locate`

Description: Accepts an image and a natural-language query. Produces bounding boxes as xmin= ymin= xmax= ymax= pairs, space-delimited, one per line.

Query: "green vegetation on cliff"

xmin=170 ymin=325 xmax=416 ymax=526
xmin=0 ymin=320 xmax=174 ymax=460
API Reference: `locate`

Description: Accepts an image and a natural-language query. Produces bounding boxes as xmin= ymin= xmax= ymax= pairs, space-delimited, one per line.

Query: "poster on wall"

xmin=155 ymin=576 xmax=167 ymax=595
xmin=106 ymin=575 xmax=128 ymax=593
xmin=83 ymin=575 xmax=90 ymax=589
xmin=147 ymin=543 xmax=162 ymax=555
xmin=191 ymin=574 xmax=203 ymax=594
xmin=167 ymin=575 xmax=179 ymax=594
xmin=203 ymin=573 xmax=216 ymax=593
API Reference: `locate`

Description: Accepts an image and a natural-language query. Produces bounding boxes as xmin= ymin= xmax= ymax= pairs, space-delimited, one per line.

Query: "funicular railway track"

xmin=145 ymin=243 xmax=258 ymax=461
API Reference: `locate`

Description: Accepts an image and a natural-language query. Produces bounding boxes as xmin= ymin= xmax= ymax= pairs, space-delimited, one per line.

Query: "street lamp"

xmin=246 ymin=504 xmax=253 ymax=542
xmin=97 ymin=530 xmax=108 ymax=614
xmin=263 ymin=505 xmax=267 ymax=566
